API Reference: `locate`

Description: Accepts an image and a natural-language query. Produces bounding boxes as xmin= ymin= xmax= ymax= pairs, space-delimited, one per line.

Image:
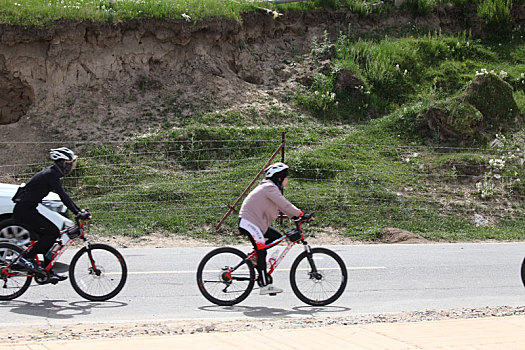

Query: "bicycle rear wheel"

xmin=290 ymin=247 xmax=347 ymax=306
xmin=0 ymin=243 xmax=32 ymax=300
xmin=69 ymin=243 xmax=127 ymax=301
xmin=197 ymin=247 xmax=255 ymax=306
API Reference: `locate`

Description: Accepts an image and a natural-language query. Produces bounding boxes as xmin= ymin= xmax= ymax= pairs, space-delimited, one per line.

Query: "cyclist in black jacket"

xmin=13 ymin=147 xmax=85 ymax=284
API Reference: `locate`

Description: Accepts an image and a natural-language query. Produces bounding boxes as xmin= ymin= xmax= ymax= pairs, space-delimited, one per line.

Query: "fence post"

xmin=279 ymin=132 xmax=286 ymax=225
xmin=215 ymin=134 xmax=286 ymax=231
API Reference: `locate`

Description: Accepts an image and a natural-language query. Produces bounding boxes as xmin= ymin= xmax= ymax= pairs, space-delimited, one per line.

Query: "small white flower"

xmin=182 ymin=13 xmax=191 ymax=22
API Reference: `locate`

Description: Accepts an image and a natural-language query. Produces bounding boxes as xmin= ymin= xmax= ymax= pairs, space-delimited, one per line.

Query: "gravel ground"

xmin=1 ymin=306 xmax=524 ymax=343
xmin=86 ymin=227 xmax=365 ymax=249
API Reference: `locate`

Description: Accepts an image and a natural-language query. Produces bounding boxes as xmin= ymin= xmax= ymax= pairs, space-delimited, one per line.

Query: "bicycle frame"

xmin=245 ymin=218 xmax=311 ymax=276
xmin=266 ymin=236 xmax=297 ymax=275
xmin=7 ymin=219 xmax=89 ymax=277
xmin=42 ymin=222 xmax=85 ymax=271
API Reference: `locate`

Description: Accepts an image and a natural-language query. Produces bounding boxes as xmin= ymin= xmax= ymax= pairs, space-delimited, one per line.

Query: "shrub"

xmin=477 ymin=0 xmax=513 ymax=27
xmin=463 ymin=72 xmax=520 ymax=129
xmin=417 ymin=72 xmax=521 ymax=144
xmin=419 ymin=98 xmax=483 ymax=143
xmin=314 ymin=0 xmax=338 ymax=9
xmin=439 ymin=98 xmax=484 ymax=137
xmin=429 ymin=61 xmax=469 ymax=93
xmin=403 ymin=0 xmax=436 ymax=15
xmin=296 ymin=73 xmax=338 ymax=113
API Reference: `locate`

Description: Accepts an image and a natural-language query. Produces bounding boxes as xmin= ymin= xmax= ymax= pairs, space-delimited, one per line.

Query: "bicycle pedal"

xmin=269 ymin=293 xmax=277 ymax=296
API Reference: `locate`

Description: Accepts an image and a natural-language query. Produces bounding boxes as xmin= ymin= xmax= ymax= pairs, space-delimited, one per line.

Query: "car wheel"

xmin=0 ymin=218 xmax=31 ymax=247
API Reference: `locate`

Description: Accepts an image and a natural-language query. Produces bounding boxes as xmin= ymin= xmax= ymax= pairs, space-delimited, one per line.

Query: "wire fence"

xmin=1 ymin=138 xmax=524 ymax=239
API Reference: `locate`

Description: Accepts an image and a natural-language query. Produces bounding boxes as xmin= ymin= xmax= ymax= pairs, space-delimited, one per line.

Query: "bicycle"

xmin=0 ymin=212 xmax=127 ymax=301
xmin=197 ymin=215 xmax=347 ymax=306
xmin=521 ymin=257 xmax=525 ymax=288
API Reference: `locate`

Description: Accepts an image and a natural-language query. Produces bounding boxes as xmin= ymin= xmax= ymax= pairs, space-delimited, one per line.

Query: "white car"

xmin=0 ymin=183 xmax=73 ymax=246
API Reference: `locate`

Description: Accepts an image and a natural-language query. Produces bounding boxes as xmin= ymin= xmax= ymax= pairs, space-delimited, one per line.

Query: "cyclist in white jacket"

xmin=239 ymin=162 xmax=304 ymax=295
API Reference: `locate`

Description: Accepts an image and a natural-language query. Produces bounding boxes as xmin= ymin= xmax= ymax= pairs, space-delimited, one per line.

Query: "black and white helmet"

xmin=49 ymin=147 xmax=76 ymax=162
xmin=265 ymin=162 xmax=289 ymax=179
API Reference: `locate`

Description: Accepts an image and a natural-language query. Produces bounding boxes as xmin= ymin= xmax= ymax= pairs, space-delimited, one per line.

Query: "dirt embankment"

xmin=0 ymin=5 xmax=524 ymax=168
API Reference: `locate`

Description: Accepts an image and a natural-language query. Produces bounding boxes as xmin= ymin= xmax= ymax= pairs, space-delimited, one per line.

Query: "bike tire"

xmin=69 ymin=243 xmax=127 ymax=301
xmin=290 ymin=247 xmax=347 ymax=306
xmin=521 ymin=257 xmax=525 ymax=288
xmin=197 ymin=247 xmax=255 ymax=306
xmin=0 ymin=242 xmax=32 ymax=300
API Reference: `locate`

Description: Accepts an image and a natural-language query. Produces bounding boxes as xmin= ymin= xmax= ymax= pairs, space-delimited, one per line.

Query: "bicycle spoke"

xmin=0 ymin=243 xmax=32 ymax=300
xmin=70 ymin=244 xmax=127 ymax=301
xmin=197 ymin=247 xmax=255 ymax=306
xmin=290 ymin=248 xmax=347 ymax=306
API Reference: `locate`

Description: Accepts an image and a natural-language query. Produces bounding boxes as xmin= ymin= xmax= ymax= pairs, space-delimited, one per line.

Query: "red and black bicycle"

xmin=197 ymin=215 xmax=347 ymax=306
xmin=521 ymin=257 xmax=525 ymax=288
xmin=0 ymin=213 xmax=127 ymax=301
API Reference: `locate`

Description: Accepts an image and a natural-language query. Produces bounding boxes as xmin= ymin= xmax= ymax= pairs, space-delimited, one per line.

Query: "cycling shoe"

xmin=49 ymin=271 xmax=67 ymax=284
xmin=16 ymin=257 xmax=44 ymax=274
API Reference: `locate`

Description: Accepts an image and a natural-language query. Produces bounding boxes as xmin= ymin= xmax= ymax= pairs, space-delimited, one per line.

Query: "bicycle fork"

xmin=303 ymin=242 xmax=322 ymax=280
xmin=83 ymin=240 xmax=102 ymax=277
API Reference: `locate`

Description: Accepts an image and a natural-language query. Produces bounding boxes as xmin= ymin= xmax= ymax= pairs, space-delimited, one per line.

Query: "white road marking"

xmin=127 ymin=266 xmax=386 ymax=275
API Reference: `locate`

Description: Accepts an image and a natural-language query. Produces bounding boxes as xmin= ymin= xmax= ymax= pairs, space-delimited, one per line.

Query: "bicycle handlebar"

xmin=292 ymin=213 xmax=314 ymax=231
xmin=75 ymin=209 xmax=92 ymax=225
xmin=293 ymin=213 xmax=314 ymax=223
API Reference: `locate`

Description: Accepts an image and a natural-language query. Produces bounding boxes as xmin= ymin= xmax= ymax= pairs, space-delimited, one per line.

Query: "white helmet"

xmin=265 ymin=162 xmax=289 ymax=179
xmin=50 ymin=147 xmax=76 ymax=161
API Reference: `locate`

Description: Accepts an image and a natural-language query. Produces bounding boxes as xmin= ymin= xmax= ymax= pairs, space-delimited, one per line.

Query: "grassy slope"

xmin=5 ymin=1 xmax=525 ymax=241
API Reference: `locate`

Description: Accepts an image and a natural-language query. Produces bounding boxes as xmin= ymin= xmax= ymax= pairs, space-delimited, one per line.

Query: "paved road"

xmin=1 ymin=242 xmax=524 ymax=326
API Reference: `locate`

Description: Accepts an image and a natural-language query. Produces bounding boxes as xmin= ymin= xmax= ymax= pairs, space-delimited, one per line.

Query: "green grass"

xmin=2 ymin=0 xmax=525 ymax=26
xmin=0 ymin=0 xmax=389 ymax=26
xmin=50 ymin=115 xmax=525 ymax=242
xmin=303 ymin=30 xmax=525 ymax=120
xmin=0 ymin=0 xmax=260 ymax=25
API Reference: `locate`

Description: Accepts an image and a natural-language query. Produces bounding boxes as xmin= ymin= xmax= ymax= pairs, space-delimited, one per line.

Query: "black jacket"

xmin=14 ymin=164 xmax=80 ymax=215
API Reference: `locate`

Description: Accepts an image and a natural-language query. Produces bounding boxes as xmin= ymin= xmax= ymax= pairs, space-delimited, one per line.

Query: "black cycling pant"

xmin=13 ymin=204 xmax=60 ymax=261
xmin=239 ymin=226 xmax=281 ymax=286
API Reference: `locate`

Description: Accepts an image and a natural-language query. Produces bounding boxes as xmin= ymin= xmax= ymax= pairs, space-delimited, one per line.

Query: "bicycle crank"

xmin=34 ymin=270 xmax=51 ymax=285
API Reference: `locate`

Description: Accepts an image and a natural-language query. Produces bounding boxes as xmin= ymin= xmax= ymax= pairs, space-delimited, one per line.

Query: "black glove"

xmin=293 ymin=213 xmax=314 ymax=222
xmin=76 ymin=210 xmax=91 ymax=221
xmin=301 ymin=213 xmax=314 ymax=222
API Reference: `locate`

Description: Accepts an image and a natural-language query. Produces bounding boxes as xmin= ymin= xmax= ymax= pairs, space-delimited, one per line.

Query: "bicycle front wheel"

xmin=0 ymin=243 xmax=32 ymax=300
xmin=521 ymin=257 xmax=525 ymax=288
xmin=290 ymin=247 xmax=347 ymax=306
xmin=197 ymin=247 xmax=255 ymax=306
xmin=69 ymin=244 xmax=127 ymax=301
